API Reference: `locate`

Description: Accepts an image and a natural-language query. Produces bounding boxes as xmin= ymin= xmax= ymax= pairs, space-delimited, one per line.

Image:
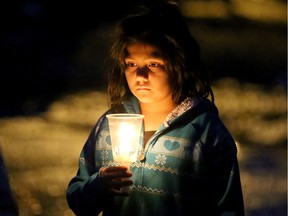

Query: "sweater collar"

xmin=164 ymin=97 xmax=200 ymax=127
xmin=121 ymin=96 xmax=216 ymax=128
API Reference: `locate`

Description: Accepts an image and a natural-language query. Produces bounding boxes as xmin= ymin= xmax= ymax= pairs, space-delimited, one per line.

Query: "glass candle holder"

xmin=106 ymin=113 xmax=144 ymax=192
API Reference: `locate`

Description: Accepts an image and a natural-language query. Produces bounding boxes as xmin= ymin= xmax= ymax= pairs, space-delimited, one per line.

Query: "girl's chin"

xmin=135 ymin=96 xmax=153 ymax=104
xmin=137 ymin=99 xmax=153 ymax=104
xmin=134 ymin=93 xmax=151 ymax=102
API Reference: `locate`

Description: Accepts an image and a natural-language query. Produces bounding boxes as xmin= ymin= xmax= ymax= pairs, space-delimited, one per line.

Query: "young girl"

xmin=66 ymin=2 xmax=245 ymax=215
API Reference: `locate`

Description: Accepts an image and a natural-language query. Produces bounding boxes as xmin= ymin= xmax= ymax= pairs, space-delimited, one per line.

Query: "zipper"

xmin=138 ymin=147 xmax=146 ymax=162
xmin=138 ymin=126 xmax=170 ymax=162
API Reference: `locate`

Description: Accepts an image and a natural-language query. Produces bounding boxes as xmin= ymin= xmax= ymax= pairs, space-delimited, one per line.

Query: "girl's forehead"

xmin=126 ymin=43 xmax=163 ymax=57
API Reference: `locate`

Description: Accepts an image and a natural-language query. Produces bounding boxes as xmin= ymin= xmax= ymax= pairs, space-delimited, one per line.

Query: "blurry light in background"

xmin=179 ymin=0 xmax=287 ymax=24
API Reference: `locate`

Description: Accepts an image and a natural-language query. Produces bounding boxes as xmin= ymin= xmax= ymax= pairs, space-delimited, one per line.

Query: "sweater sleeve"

xmin=66 ymin=113 xmax=110 ymax=216
xmin=202 ymin=112 xmax=245 ymax=216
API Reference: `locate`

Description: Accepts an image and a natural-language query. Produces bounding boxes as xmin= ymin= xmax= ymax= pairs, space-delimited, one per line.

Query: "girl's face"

xmin=124 ymin=43 xmax=173 ymax=105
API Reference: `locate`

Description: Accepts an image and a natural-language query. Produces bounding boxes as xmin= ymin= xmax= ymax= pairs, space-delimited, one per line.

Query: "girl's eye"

xmin=126 ymin=62 xmax=137 ymax=67
xmin=148 ymin=63 xmax=159 ymax=67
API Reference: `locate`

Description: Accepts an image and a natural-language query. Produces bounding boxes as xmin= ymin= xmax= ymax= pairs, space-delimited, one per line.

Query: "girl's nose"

xmin=136 ymin=66 xmax=148 ymax=82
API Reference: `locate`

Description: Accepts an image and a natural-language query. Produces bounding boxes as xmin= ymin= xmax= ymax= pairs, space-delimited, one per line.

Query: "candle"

xmin=106 ymin=114 xmax=144 ymax=192
xmin=106 ymin=114 xmax=144 ymax=163
xmin=115 ymin=122 xmax=138 ymax=162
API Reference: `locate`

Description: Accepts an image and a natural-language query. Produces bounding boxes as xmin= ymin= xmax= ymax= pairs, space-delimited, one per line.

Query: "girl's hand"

xmin=100 ymin=166 xmax=133 ymax=196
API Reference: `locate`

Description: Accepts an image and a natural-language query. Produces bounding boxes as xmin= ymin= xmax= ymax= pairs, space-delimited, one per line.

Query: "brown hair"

xmin=108 ymin=2 xmax=214 ymax=108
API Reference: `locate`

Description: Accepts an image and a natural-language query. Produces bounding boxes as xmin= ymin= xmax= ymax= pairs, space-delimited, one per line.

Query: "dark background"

xmin=0 ymin=1 xmax=286 ymax=216
xmin=0 ymin=0 xmax=286 ymax=116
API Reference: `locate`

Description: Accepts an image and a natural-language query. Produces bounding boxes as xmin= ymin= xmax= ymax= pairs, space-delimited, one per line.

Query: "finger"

xmin=111 ymin=178 xmax=133 ymax=187
xmin=104 ymin=178 xmax=133 ymax=193
xmin=104 ymin=166 xmax=129 ymax=173
xmin=101 ymin=170 xmax=132 ymax=180
xmin=108 ymin=188 xmax=130 ymax=196
xmin=101 ymin=172 xmax=132 ymax=182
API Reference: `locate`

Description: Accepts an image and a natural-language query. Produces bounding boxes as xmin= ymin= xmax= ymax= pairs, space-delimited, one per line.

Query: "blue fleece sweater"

xmin=66 ymin=97 xmax=244 ymax=216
